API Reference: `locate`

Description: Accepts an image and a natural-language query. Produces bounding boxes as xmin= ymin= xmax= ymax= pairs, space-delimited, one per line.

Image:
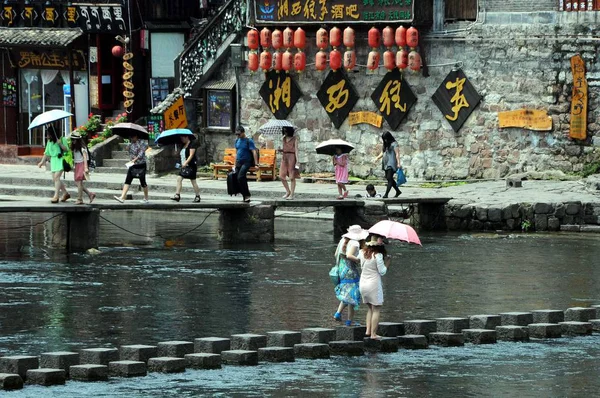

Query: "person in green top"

xmin=37 ymin=129 xmax=71 ymax=203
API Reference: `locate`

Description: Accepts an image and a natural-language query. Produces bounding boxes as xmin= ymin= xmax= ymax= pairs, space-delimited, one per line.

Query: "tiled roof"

xmin=202 ymin=79 xmax=236 ymax=90
xmin=0 ymin=28 xmax=83 ymax=48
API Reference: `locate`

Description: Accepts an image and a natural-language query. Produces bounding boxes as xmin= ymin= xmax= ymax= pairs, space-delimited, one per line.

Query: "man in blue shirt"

xmin=234 ymin=126 xmax=258 ymax=202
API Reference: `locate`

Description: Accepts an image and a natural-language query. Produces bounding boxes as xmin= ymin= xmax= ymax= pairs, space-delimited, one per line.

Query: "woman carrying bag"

xmin=37 ymin=128 xmax=71 ymax=203
xmin=374 ymin=131 xmax=402 ymax=198
xmin=171 ymin=134 xmax=201 ymax=202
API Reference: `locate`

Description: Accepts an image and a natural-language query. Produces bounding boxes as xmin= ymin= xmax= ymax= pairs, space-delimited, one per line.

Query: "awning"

xmin=202 ymin=80 xmax=236 ymax=90
xmin=0 ymin=27 xmax=83 ymax=48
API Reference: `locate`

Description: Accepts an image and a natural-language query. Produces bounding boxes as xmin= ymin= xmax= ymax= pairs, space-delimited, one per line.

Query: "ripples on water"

xmin=1 ymin=211 xmax=600 ymax=396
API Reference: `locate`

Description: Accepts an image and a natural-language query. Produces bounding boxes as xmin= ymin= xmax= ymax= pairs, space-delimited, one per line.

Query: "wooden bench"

xmin=212 ymin=148 xmax=277 ymax=181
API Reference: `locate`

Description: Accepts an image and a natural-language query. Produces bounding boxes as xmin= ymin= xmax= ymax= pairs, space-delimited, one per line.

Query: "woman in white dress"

xmin=359 ymin=235 xmax=389 ymax=339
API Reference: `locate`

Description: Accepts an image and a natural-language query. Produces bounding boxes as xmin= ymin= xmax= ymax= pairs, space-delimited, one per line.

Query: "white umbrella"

xmin=258 ymin=119 xmax=297 ymax=136
xmin=28 ymin=109 xmax=73 ymax=130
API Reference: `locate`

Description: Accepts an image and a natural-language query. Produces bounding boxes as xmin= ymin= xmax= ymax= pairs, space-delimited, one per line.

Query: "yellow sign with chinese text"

xmin=348 ymin=111 xmax=382 ymax=128
xmin=164 ymin=97 xmax=188 ymax=130
xmin=498 ymin=109 xmax=552 ymax=131
xmin=570 ymin=54 xmax=587 ymax=140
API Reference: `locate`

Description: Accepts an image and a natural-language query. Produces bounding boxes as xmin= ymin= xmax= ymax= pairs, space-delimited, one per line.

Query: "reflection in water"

xmin=1 ymin=211 xmax=600 ymax=396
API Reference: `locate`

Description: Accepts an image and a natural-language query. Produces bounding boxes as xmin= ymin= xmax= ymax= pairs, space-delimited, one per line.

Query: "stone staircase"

xmin=93 ymin=142 xmax=130 ymax=174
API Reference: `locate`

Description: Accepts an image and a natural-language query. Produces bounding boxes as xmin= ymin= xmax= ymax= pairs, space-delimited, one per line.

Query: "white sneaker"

xmin=140 ymin=199 xmax=149 ymax=204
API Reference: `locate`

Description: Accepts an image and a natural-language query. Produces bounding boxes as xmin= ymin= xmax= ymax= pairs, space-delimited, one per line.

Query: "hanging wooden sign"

xmin=498 ymin=109 xmax=552 ymax=131
xmin=569 ymin=54 xmax=587 ymax=140
xmin=431 ymin=68 xmax=481 ymax=133
xmin=164 ymin=96 xmax=188 ymax=130
xmin=348 ymin=111 xmax=382 ymax=128
xmin=317 ymin=69 xmax=359 ymax=129
xmin=258 ymin=70 xmax=302 ymax=120
xmin=370 ymin=68 xmax=416 ymax=130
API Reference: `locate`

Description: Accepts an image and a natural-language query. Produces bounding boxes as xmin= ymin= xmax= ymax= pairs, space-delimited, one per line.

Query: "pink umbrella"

xmin=368 ymin=220 xmax=422 ymax=246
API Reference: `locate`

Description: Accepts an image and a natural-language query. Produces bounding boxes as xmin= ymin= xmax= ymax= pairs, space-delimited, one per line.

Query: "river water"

xmin=1 ymin=210 xmax=600 ymax=397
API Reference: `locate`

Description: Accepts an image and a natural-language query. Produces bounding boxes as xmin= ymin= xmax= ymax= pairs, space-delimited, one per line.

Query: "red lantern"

xmin=316 ymin=28 xmax=328 ymax=50
xmin=343 ymin=27 xmax=355 ymax=49
xmin=383 ymin=50 xmax=395 ymax=71
xmin=259 ymin=50 xmax=272 ymax=72
xmin=343 ymin=50 xmax=356 ymax=71
xmin=294 ymin=27 xmax=306 ymax=50
xmin=247 ymin=52 xmax=259 ymax=72
xmin=112 ymin=45 xmax=124 ymax=58
xmin=368 ymin=27 xmax=380 ymax=49
xmin=260 ymin=27 xmax=271 ymax=48
xmin=408 ymin=50 xmax=421 ymax=72
xmin=272 ymin=29 xmax=283 ymax=50
xmin=407 ymin=26 xmax=419 ymax=48
xmin=273 ymin=51 xmax=283 ymax=71
xmin=395 ymin=26 xmax=407 ymax=48
xmin=315 ymin=51 xmax=327 ymax=71
xmin=330 ymin=27 xmax=342 ymax=48
xmin=294 ymin=51 xmax=306 ymax=72
xmin=396 ymin=49 xmax=408 ymax=70
xmin=283 ymin=27 xmax=294 ymax=49
xmin=367 ymin=50 xmax=380 ymax=72
xmin=247 ymin=29 xmax=259 ymax=51
xmin=382 ymin=26 xmax=394 ymax=49
xmin=329 ymin=49 xmax=342 ymax=71
xmin=282 ymin=50 xmax=293 ymax=72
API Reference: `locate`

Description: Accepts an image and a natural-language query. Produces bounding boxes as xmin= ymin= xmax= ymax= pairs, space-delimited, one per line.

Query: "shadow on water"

xmin=1 ymin=211 xmax=600 ymax=396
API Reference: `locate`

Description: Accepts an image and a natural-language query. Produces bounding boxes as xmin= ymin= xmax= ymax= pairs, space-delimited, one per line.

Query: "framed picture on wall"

xmin=205 ymin=89 xmax=233 ymax=130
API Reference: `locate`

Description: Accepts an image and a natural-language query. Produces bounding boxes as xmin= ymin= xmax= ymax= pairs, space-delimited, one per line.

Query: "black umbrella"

xmin=111 ymin=123 xmax=150 ymax=140
xmin=315 ymin=139 xmax=355 ymax=156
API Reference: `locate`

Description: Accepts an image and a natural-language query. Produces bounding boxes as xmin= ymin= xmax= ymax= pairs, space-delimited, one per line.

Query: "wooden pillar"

xmin=433 ymin=0 xmax=445 ymax=32
xmin=218 ymin=206 xmax=275 ymax=243
xmin=66 ymin=210 xmax=100 ymax=252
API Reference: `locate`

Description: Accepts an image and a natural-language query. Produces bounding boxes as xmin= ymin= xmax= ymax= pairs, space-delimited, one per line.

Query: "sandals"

xmin=171 ymin=194 xmax=180 ymax=202
xmin=50 ymin=197 xmax=59 ymax=204
xmin=337 ymin=195 xmax=344 ymax=200
xmin=113 ymin=195 xmax=124 ymax=203
xmin=75 ymin=199 xmax=84 ymax=205
xmin=333 ymin=312 xmax=342 ymax=322
xmin=193 ymin=195 xmax=201 ymax=203
xmin=89 ymin=193 xmax=96 ymax=204
xmin=61 ymin=193 xmax=71 ymax=202
xmin=343 ymin=191 xmax=349 ymax=198
xmin=345 ymin=320 xmax=360 ymax=326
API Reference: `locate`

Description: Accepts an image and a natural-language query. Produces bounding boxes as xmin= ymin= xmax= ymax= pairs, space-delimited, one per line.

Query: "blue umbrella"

xmin=155 ymin=128 xmax=196 ymax=146
xmin=28 ymin=109 xmax=73 ymax=130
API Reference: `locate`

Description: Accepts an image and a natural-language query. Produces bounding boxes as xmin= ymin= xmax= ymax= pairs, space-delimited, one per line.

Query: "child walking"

xmin=70 ymin=132 xmax=95 ymax=204
xmin=333 ymin=147 xmax=349 ymax=199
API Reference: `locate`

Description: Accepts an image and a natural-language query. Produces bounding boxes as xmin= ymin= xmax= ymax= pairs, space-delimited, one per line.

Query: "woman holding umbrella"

xmin=171 ymin=134 xmax=201 ymax=203
xmin=359 ymin=234 xmax=389 ymax=339
xmin=37 ymin=127 xmax=71 ymax=203
xmin=374 ymin=131 xmax=402 ymax=198
xmin=114 ymin=132 xmax=149 ymax=203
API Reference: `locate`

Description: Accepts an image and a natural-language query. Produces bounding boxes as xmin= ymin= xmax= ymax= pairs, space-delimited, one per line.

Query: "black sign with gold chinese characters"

xmin=0 ymin=4 xmax=19 ymax=27
xmin=259 ymin=70 xmax=302 ymax=120
xmin=317 ymin=69 xmax=359 ymax=129
xmin=432 ymin=69 xmax=481 ymax=133
xmin=370 ymin=68 xmax=416 ymax=130
xmin=15 ymin=50 xmax=87 ymax=71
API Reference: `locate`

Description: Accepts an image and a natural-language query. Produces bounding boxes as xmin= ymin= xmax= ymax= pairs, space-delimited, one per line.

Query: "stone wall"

xmin=485 ymin=0 xmax=556 ymax=12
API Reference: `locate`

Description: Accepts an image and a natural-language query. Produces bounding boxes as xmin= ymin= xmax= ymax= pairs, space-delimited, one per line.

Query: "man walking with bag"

xmin=234 ymin=126 xmax=258 ymax=202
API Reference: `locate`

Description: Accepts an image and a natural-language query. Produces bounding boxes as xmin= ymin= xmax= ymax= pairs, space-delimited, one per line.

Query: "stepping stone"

xmin=462 ymin=329 xmax=497 ymax=344
xmin=528 ymin=323 xmax=562 ymax=339
xmin=0 ymin=356 xmax=39 ymax=380
xmin=147 ymin=357 xmax=186 ymax=373
xmin=301 ymin=328 xmax=336 ymax=344
xmin=220 ymin=350 xmax=258 ymax=366
xmin=363 ymin=337 xmax=399 ymax=353
xmin=500 ymin=312 xmax=533 ymax=326
xmin=429 ymin=332 xmax=465 ymax=347
xmin=328 ymin=340 xmax=364 ymax=356
xmin=80 ymin=348 xmax=119 ymax=366
xmin=436 ymin=317 xmax=469 ymax=333
xmin=589 ymin=319 xmax=600 ymax=332
xmin=40 ymin=352 xmax=79 ymax=377
xmin=267 ymin=331 xmax=301 ymax=347
xmin=157 ymin=341 xmax=194 ymax=358
xmin=496 ymin=326 xmax=529 ymax=342
xmin=403 ymin=320 xmax=437 ymax=336
xmin=377 ymin=322 xmax=404 ymax=337
xmin=293 ymin=343 xmax=330 ymax=359
xmin=469 ymin=315 xmax=501 ymax=330
xmin=69 ymin=364 xmax=108 ymax=382
xmin=108 ymin=361 xmax=147 ymax=378
xmin=185 ymin=353 xmax=222 ymax=369
xmin=230 ymin=334 xmax=267 ymax=351
xmin=194 ymin=337 xmax=231 ymax=354
xmin=532 ymin=310 xmax=564 ymax=324
xmin=26 ymin=369 xmax=66 ymax=386
xmin=0 ymin=373 xmax=23 ymax=391
xmin=119 ymin=345 xmax=157 ymax=363
xmin=335 ymin=325 xmax=367 ymax=341
xmin=559 ymin=321 xmax=593 ymax=336
xmin=258 ymin=347 xmax=295 ymax=363
xmin=565 ymin=307 xmax=596 ymax=322
xmin=398 ymin=335 xmax=428 ymax=349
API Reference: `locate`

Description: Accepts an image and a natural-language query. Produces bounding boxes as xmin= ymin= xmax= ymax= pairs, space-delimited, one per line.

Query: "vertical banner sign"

xmin=370 ymin=68 xmax=416 ymax=130
xmin=317 ymin=70 xmax=359 ymax=129
xmin=432 ymin=69 xmax=481 ymax=133
xmin=569 ymin=54 xmax=587 ymax=140
xmin=259 ymin=70 xmax=302 ymax=119
xmin=147 ymin=114 xmax=165 ymax=141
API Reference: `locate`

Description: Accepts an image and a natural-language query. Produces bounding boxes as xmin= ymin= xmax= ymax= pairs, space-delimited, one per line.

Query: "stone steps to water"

xmin=2 ymin=306 xmax=600 ymax=391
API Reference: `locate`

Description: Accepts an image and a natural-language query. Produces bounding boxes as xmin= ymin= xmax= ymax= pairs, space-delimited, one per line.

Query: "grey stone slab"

xmin=328 ymin=340 xmax=364 ymax=356
xmin=119 ymin=345 xmax=157 ymax=363
xmin=220 ymin=350 xmax=258 ymax=366
xmin=398 ymin=335 xmax=428 ymax=349
xmin=266 ymin=331 xmax=301 ymax=347
xmin=40 ymin=352 xmax=79 ymax=377
xmin=0 ymin=356 xmax=39 ymax=380
xmin=258 ymin=347 xmax=295 ymax=363
xmin=429 ymin=332 xmax=465 ymax=347
xmin=293 ymin=343 xmax=330 ymax=359
xmin=80 ymin=348 xmax=119 ymax=366
xmin=69 ymin=364 xmax=109 ymax=382
xmin=147 ymin=357 xmax=186 ymax=373
xmin=363 ymin=337 xmax=399 ymax=353
xmin=0 ymin=373 xmax=23 ymax=391
xmin=26 ymin=368 xmax=66 ymax=386
xmin=559 ymin=321 xmax=593 ymax=336
xmin=194 ymin=337 xmax=231 ymax=354
xmin=532 ymin=310 xmax=565 ymax=324
xmin=335 ymin=325 xmax=367 ymax=341
xmin=157 ymin=341 xmax=194 ymax=358
xmin=590 ymin=319 xmax=600 ymax=332
xmin=564 ymin=307 xmax=596 ymax=322
xmin=377 ymin=322 xmax=404 ymax=337
xmin=436 ymin=317 xmax=469 ymax=333
xmin=469 ymin=315 xmax=501 ymax=330
xmin=108 ymin=361 xmax=147 ymax=378
xmin=301 ymin=328 xmax=336 ymax=344
xmin=403 ymin=320 xmax=437 ymax=336
xmin=500 ymin=312 xmax=533 ymax=326
xmin=462 ymin=329 xmax=497 ymax=344
xmin=528 ymin=323 xmax=562 ymax=339
xmin=496 ymin=326 xmax=529 ymax=342
xmin=230 ymin=334 xmax=267 ymax=351
xmin=185 ymin=353 xmax=222 ymax=369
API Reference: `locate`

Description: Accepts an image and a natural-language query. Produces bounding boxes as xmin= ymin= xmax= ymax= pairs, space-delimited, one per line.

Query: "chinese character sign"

xmin=370 ymin=68 xmax=416 ymax=130
xmin=432 ymin=69 xmax=481 ymax=133
xmin=259 ymin=70 xmax=302 ymax=119
xmin=164 ymin=97 xmax=188 ymax=130
xmin=317 ymin=69 xmax=359 ymax=129
xmin=147 ymin=114 xmax=165 ymax=141
xmin=569 ymin=54 xmax=587 ymax=140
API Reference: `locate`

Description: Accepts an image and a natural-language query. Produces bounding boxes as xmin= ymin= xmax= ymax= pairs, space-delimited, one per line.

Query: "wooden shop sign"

xmin=16 ymin=49 xmax=86 ymax=70
xmin=348 ymin=111 xmax=382 ymax=128
xmin=164 ymin=96 xmax=188 ymax=130
xmin=498 ymin=109 xmax=552 ymax=131
xmin=569 ymin=54 xmax=587 ymax=140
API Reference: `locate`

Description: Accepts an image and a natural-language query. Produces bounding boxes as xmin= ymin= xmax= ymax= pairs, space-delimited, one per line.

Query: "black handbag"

xmin=58 ymin=144 xmax=71 ymax=172
xmin=129 ymin=165 xmax=145 ymax=178
xmin=180 ymin=166 xmax=195 ymax=179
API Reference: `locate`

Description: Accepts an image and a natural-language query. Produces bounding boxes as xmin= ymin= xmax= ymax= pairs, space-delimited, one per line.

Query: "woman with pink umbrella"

xmin=358 ymin=234 xmax=389 ymax=339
